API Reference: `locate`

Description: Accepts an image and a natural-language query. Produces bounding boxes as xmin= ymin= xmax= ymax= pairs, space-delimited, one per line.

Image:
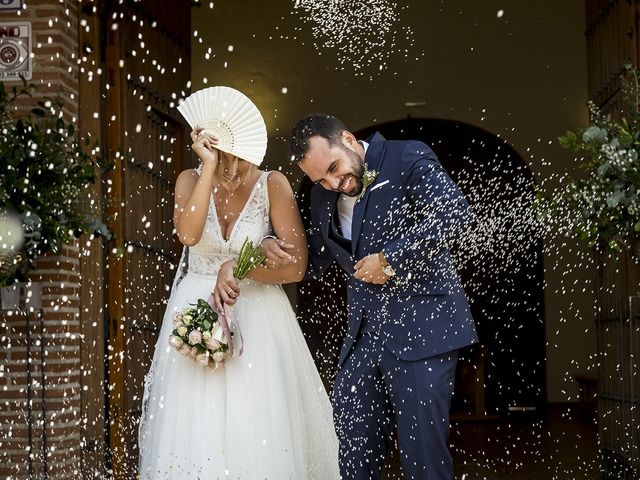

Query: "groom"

xmin=264 ymin=114 xmax=478 ymax=479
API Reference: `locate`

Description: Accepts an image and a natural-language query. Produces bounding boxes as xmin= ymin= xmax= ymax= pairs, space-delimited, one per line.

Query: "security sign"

xmin=0 ymin=22 xmax=31 ymax=80
xmin=0 ymin=0 xmax=23 ymax=11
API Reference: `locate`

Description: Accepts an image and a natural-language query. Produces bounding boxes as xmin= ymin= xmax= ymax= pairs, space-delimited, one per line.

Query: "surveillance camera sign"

xmin=0 ymin=0 xmax=23 ymax=11
xmin=0 ymin=22 xmax=32 ymax=81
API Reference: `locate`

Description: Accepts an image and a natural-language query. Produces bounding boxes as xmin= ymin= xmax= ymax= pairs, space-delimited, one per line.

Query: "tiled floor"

xmin=381 ymin=405 xmax=600 ymax=479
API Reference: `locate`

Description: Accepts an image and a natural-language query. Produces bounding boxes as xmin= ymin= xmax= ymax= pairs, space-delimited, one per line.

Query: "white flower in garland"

xmin=583 ymin=125 xmax=608 ymax=143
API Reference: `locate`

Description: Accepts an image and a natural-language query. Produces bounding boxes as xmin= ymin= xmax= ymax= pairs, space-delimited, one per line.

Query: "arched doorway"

xmin=297 ymin=117 xmax=545 ymax=416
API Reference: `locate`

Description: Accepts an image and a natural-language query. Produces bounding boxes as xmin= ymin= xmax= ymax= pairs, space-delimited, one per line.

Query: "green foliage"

xmin=0 ymin=79 xmax=113 ymax=286
xmin=537 ymin=65 xmax=640 ymax=253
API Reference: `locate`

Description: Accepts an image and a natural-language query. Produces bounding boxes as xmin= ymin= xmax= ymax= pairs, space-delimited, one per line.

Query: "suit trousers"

xmin=332 ymin=333 xmax=458 ymax=480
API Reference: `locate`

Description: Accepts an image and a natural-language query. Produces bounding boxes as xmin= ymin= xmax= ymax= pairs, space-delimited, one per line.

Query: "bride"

xmin=138 ymin=88 xmax=339 ymax=479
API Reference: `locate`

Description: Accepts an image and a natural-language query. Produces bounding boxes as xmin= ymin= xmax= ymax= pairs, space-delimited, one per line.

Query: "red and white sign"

xmin=0 ymin=22 xmax=31 ymax=80
xmin=0 ymin=0 xmax=23 ymax=12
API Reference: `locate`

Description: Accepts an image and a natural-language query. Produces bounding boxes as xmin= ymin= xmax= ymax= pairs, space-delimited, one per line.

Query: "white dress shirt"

xmin=337 ymin=141 xmax=369 ymax=240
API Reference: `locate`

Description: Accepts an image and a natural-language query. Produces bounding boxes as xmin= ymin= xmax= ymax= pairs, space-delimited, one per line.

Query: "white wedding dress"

xmin=138 ymin=170 xmax=339 ymax=479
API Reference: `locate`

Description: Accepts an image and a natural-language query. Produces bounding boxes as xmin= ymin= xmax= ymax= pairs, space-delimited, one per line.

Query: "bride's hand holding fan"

xmin=178 ymin=86 xmax=267 ymax=167
xmin=190 ymin=127 xmax=220 ymax=168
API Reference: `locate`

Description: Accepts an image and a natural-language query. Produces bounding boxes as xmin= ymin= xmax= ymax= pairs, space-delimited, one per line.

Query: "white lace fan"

xmin=178 ymin=86 xmax=267 ymax=166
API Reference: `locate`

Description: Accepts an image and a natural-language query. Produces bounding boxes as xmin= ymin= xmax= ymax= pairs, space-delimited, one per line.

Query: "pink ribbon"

xmin=207 ymin=294 xmax=243 ymax=357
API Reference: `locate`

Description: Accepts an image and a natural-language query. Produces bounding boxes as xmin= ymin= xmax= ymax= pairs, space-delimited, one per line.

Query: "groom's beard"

xmin=337 ymin=149 xmax=365 ymax=197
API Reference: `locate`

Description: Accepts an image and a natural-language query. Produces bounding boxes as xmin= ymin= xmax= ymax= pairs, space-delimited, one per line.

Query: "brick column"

xmin=2 ymin=0 xmax=80 ymax=117
xmin=0 ymin=245 xmax=82 ymax=479
xmin=1 ymin=1 xmax=82 ymax=479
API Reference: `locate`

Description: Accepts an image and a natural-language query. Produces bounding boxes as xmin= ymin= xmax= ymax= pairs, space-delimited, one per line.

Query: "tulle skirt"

xmin=138 ymin=272 xmax=340 ymax=479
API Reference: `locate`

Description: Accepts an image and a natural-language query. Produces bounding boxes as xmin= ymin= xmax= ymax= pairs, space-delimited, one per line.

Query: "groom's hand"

xmin=261 ymin=237 xmax=297 ymax=269
xmin=353 ymin=253 xmax=390 ymax=284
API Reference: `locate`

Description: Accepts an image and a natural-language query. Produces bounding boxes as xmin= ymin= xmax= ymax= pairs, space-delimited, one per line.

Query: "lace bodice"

xmin=175 ymin=169 xmax=272 ymax=282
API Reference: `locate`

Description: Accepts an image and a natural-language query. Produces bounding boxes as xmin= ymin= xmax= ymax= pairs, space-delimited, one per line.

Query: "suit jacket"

xmin=306 ymin=133 xmax=478 ymax=366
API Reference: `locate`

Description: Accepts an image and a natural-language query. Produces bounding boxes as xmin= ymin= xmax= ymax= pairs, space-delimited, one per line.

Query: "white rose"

xmin=202 ymin=331 xmax=212 ymax=341
xmin=213 ymin=351 xmax=225 ymax=363
xmin=177 ymin=326 xmax=188 ymax=337
xmin=171 ymin=311 xmax=183 ymax=327
xmin=182 ymin=314 xmax=192 ymax=325
xmin=188 ymin=330 xmax=203 ymax=345
xmin=168 ymin=335 xmax=184 ymax=349
xmin=196 ymin=352 xmax=209 ymax=365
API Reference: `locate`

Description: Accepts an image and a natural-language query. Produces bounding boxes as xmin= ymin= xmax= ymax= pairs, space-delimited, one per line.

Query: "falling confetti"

xmin=0 ymin=2 xmax=624 ymax=478
xmin=292 ymin=0 xmax=415 ymax=73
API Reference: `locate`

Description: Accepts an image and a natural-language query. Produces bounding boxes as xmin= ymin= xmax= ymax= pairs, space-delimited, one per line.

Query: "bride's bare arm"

xmin=174 ymin=129 xmax=219 ymax=246
xmin=173 ymin=166 xmax=214 ymax=246
xmin=244 ymin=171 xmax=308 ymax=284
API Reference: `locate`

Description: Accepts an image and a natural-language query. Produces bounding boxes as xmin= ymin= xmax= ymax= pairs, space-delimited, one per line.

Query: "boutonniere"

xmin=356 ymin=164 xmax=378 ymax=202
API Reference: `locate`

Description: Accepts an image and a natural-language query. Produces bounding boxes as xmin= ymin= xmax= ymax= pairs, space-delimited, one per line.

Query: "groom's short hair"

xmin=290 ymin=114 xmax=348 ymax=163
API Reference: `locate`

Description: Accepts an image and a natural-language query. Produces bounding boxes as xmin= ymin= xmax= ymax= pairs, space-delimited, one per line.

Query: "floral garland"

xmin=0 ymin=80 xmax=112 ymax=286
xmin=536 ymin=65 xmax=640 ymax=253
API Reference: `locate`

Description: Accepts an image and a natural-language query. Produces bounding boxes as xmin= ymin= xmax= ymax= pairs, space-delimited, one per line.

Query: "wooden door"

xmin=103 ymin=1 xmax=190 ymax=476
xmin=585 ymin=0 xmax=638 ymax=112
xmin=78 ymin=1 xmax=108 ymax=477
xmin=585 ymin=0 xmax=640 ymax=476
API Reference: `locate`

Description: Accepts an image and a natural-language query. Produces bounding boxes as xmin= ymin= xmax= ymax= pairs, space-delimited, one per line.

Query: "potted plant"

xmin=0 ymin=80 xmax=112 ymax=305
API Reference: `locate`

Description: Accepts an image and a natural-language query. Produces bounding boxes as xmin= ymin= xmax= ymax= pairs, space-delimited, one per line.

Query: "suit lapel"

xmin=351 ymin=133 xmax=386 ymax=254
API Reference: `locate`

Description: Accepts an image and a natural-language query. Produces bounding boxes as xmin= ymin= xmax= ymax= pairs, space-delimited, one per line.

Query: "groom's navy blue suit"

xmin=306 ymin=133 xmax=478 ymax=479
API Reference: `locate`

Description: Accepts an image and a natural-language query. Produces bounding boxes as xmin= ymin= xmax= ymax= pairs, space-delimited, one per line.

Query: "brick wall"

xmin=1 ymin=1 xmax=82 ymax=479
xmin=0 ymin=245 xmax=83 ymax=479
xmin=2 ymin=0 xmax=79 ymax=118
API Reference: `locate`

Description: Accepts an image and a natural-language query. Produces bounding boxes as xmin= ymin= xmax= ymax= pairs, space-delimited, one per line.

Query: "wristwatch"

xmin=378 ymin=251 xmax=396 ymax=277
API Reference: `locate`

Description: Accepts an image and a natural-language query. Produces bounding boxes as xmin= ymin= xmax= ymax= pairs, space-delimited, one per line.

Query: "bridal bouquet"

xmin=168 ymin=237 xmax=265 ymax=369
xmin=169 ymin=298 xmax=233 ymax=370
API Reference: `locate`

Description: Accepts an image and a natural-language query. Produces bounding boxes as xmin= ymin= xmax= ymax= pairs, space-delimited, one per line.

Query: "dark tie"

xmin=330 ymin=204 xmax=351 ymax=250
